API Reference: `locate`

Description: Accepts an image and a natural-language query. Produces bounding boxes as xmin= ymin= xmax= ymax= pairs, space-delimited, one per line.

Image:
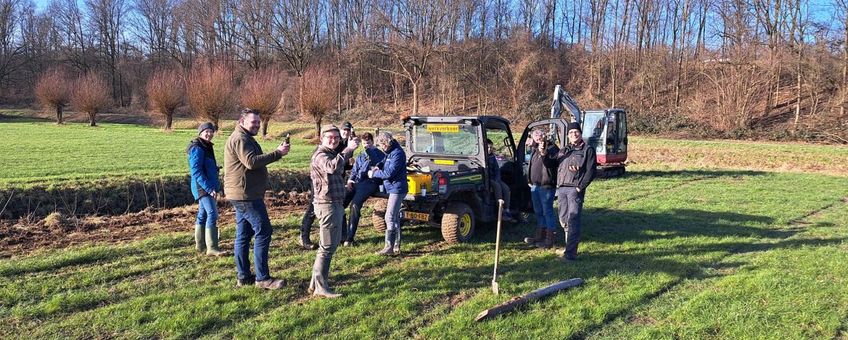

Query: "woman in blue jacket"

xmin=368 ymin=131 xmax=408 ymax=255
xmin=187 ymin=122 xmax=226 ymax=256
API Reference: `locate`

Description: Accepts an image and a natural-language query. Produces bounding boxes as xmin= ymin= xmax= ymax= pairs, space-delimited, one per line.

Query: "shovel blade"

xmin=492 ymin=280 xmax=499 ymax=295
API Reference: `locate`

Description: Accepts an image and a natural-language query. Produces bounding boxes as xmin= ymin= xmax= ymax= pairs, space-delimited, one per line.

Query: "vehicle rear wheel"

xmin=441 ymin=202 xmax=474 ymax=244
xmin=370 ymin=199 xmax=387 ymax=233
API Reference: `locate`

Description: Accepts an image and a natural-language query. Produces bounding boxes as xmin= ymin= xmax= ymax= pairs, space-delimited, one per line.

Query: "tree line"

xmin=0 ymin=0 xmax=846 ymax=142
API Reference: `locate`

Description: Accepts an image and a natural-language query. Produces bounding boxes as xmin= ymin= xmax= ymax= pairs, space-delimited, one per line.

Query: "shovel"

xmin=492 ymin=199 xmax=505 ymax=294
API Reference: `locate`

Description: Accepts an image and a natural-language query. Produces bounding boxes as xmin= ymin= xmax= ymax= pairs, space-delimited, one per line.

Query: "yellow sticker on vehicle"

xmin=433 ymin=159 xmax=455 ymax=165
xmin=426 ymin=125 xmax=460 ymax=133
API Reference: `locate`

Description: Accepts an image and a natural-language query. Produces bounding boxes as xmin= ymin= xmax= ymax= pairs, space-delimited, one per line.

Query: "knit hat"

xmin=197 ymin=122 xmax=216 ymax=135
xmin=320 ymin=124 xmax=340 ymax=135
xmin=566 ymin=121 xmax=581 ymax=133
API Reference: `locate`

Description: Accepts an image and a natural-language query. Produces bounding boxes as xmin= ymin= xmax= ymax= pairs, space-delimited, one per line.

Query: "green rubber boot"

xmin=194 ymin=224 xmax=206 ymax=253
xmin=205 ymin=226 xmax=228 ymax=257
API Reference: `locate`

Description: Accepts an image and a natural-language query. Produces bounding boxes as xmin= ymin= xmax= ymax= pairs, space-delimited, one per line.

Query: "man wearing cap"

xmin=308 ymin=124 xmax=358 ymax=298
xmin=187 ymin=122 xmax=227 ymax=256
xmin=542 ymin=121 xmax=596 ymax=261
xmin=299 ymin=121 xmax=355 ymax=249
xmin=224 ymin=109 xmax=290 ymax=289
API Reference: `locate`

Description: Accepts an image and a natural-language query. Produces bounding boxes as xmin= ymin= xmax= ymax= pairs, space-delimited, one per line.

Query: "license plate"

xmin=403 ymin=211 xmax=429 ymax=222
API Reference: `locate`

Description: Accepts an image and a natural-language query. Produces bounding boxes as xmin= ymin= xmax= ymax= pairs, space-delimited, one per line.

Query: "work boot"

xmin=313 ymin=290 xmax=343 ymax=299
xmin=255 ymin=277 xmax=286 ymax=290
xmin=236 ymin=275 xmax=256 ymax=287
xmin=502 ymin=211 xmax=517 ymax=223
xmin=376 ymin=230 xmax=395 ymax=256
xmin=535 ymin=229 xmax=555 ymax=249
xmin=299 ymin=225 xmax=318 ymax=250
xmin=205 ymin=226 xmax=228 ymax=256
xmin=524 ymin=227 xmax=545 ymax=245
xmin=556 ymin=248 xmax=577 ymax=261
xmin=194 ymin=224 xmax=206 ymax=253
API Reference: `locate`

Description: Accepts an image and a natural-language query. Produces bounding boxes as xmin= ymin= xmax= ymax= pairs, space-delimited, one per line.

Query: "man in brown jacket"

xmin=308 ymin=124 xmax=358 ymax=298
xmin=225 ymin=109 xmax=289 ymax=290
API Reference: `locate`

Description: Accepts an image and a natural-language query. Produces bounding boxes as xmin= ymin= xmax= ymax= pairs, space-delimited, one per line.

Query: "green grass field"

xmin=1 ymin=116 xmax=847 ymax=338
xmin=0 ymin=115 xmax=317 ymax=187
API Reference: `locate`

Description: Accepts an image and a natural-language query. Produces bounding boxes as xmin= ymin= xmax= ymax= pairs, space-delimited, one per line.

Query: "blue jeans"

xmin=530 ymin=185 xmax=557 ymax=230
xmin=231 ymin=199 xmax=273 ymax=281
xmin=347 ymin=181 xmax=378 ymax=242
xmin=195 ymin=195 xmax=217 ymax=229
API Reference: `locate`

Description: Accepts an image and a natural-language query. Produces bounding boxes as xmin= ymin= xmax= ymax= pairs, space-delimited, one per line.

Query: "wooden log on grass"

xmin=475 ymin=278 xmax=584 ymax=322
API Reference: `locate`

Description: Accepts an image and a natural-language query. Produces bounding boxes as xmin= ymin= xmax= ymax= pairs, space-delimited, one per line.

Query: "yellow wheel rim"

xmin=459 ymin=214 xmax=472 ymax=237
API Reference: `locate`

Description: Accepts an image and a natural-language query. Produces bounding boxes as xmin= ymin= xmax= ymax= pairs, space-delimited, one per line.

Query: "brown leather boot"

xmin=536 ymin=229 xmax=555 ymax=249
xmin=524 ymin=228 xmax=545 ymax=245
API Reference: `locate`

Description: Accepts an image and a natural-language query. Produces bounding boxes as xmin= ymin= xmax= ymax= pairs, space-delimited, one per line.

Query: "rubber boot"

xmin=205 ymin=226 xmax=228 ymax=256
xmin=524 ymin=227 xmax=545 ymax=245
xmin=535 ymin=229 xmax=555 ymax=249
xmin=377 ymin=230 xmax=395 ymax=256
xmin=299 ymin=213 xmax=318 ymax=250
xmin=194 ymin=224 xmax=206 ymax=253
xmin=393 ymin=228 xmax=401 ymax=254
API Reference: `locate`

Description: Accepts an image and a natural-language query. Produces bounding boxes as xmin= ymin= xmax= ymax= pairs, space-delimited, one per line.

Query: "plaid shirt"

xmin=310 ymin=145 xmax=353 ymax=204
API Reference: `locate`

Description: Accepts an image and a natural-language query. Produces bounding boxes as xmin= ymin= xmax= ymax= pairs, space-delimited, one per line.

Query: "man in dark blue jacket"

xmin=543 ymin=121 xmax=597 ymax=260
xmin=344 ymin=132 xmax=384 ymax=246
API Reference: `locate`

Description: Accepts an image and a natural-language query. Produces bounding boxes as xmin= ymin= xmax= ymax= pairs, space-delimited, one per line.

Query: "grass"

xmin=0 ymin=114 xmax=318 ymax=187
xmin=1 ymin=113 xmax=847 ymax=338
xmin=1 ymin=170 xmax=846 ymax=338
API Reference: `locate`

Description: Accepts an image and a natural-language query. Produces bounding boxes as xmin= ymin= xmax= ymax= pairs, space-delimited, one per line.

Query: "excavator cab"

xmin=582 ymin=109 xmax=627 ymax=177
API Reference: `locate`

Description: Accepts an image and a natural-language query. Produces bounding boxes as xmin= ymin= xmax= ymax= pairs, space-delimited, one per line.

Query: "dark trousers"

xmin=556 ymin=186 xmax=585 ymax=259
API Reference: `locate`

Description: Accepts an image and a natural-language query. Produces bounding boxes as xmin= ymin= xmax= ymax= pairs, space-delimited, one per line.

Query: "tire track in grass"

xmin=577 ymin=196 xmax=848 ymax=338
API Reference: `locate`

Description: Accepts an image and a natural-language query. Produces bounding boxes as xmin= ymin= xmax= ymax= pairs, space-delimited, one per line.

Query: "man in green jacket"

xmin=225 ymin=109 xmax=290 ymax=289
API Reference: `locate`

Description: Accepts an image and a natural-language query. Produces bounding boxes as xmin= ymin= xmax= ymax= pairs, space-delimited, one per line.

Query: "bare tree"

xmin=133 ymin=0 xmax=179 ymax=64
xmin=240 ymin=67 xmax=288 ymax=137
xmin=86 ymin=0 xmax=128 ymax=104
xmin=0 ymin=0 xmax=24 ymax=87
xmin=300 ymin=64 xmax=337 ymax=137
xmin=145 ymin=68 xmax=184 ymax=129
xmin=186 ymin=61 xmax=234 ymax=128
xmin=373 ymin=0 xmax=452 ymax=116
xmin=35 ymin=68 xmax=72 ymax=123
xmin=71 ymin=72 xmax=112 ymax=126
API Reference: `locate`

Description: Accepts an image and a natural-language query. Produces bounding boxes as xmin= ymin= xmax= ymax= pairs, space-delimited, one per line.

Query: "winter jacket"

xmin=371 ymin=140 xmax=408 ymax=194
xmin=187 ymin=138 xmax=220 ymax=201
xmin=310 ymin=145 xmax=354 ymax=204
xmin=527 ymin=144 xmax=559 ymax=188
xmin=223 ymin=125 xmax=283 ymax=200
xmin=349 ymin=147 xmax=385 ymax=185
xmin=544 ymin=139 xmax=597 ymax=191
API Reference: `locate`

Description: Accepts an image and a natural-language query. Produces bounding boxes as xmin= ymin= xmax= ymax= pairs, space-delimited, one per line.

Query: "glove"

xmin=367 ymin=169 xmax=375 ymax=178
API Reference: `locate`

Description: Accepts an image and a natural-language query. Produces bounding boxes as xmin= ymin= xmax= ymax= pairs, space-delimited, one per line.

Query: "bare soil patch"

xmin=0 ymin=190 xmax=311 ymax=258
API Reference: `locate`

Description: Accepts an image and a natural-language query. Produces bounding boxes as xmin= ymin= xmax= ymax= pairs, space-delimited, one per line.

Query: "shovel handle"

xmin=493 ymin=199 xmax=504 ymax=280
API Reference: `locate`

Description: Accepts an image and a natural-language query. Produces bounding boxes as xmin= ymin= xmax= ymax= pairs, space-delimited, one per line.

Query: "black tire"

xmin=370 ymin=199 xmax=387 ymax=233
xmin=441 ymin=201 xmax=475 ymax=244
